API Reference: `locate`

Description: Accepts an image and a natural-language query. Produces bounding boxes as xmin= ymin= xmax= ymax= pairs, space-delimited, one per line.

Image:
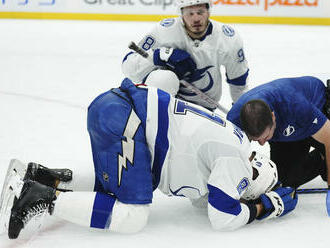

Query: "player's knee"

xmin=109 ymin=201 xmax=150 ymax=234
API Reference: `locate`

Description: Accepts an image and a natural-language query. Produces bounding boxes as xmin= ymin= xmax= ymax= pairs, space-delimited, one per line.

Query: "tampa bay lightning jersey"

xmin=122 ymin=17 xmax=249 ymax=109
xmin=117 ymin=78 xmax=254 ymax=230
xmin=227 ymin=76 xmax=327 ymax=141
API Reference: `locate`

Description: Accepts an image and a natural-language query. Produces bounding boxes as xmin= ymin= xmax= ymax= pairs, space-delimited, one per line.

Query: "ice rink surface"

xmin=0 ymin=19 xmax=330 ymax=247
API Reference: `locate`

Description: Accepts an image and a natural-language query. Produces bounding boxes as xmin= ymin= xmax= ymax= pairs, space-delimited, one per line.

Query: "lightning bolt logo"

xmin=118 ymin=109 xmax=141 ymax=187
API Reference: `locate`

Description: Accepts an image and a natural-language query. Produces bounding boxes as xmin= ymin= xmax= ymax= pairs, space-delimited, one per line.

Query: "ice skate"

xmin=0 ymin=159 xmax=72 ymax=234
xmin=8 ymin=180 xmax=56 ymax=239
xmin=0 ymin=162 xmax=25 ymax=234
xmin=2 ymin=159 xmax=72 ymax=189
xmin=24 ymin=161 xmax=72 ymax=189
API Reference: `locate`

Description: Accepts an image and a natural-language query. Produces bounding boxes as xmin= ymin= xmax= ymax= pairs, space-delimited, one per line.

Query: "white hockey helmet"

xmin=242 ymin=151 xmax=278 ymax=200
xmin=176 ymin=0 xmax=212 ymax=11
xmin=145 ymin=70 xmax=180 ymax=96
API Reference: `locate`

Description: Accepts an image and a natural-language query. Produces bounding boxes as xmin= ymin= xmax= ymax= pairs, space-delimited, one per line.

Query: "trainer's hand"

xmin=153 ymin=47 xmax=196 ymax=80
xmin=257 ymin=187 xmax=297 ymax=220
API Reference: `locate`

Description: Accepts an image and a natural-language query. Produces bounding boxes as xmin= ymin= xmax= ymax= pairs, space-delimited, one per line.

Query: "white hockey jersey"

xmin=52 ymin=80 xmax=255 ymax=233
xmin=122 ymin=17 xmax=250 ymax=109
xmin=146 ymin=86 xmax=253 ymax=231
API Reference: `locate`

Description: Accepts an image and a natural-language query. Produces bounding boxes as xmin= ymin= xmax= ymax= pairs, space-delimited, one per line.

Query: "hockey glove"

xmin=153 ymin=47 xmax=196 ymax=80
xmin=257 ymin=187 xmax=297 ymax=220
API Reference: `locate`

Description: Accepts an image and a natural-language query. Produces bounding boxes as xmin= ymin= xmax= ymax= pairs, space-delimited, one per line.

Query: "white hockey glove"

xmin=257 ymin=186 xmax=298 ymax=220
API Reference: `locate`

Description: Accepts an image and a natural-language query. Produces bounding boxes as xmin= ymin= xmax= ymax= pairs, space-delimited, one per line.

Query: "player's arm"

xmin=208 ymin=184 xmax=297 ymax=231
xmin=221 ymin=26 xmax=250 ymax=103
xmin=207 ymin=157 xmax=297 ymax=231
xmin=122 ymin=33 xmax=157 ymax=83
xmin=122 ymin=22 xmax=196 ymax=82
xmin=207 ymin=156 xmax=257 ymax=231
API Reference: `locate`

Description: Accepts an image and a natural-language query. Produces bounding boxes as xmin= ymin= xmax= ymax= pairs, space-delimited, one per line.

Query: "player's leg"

xmin=7 ymin=179 xmax=150 ymax=239
xmin=1 ymin=158 xmax=95 ymax=194
xmin=53 ymin=191 xmax=150 ymax=233
xmin=0 ymin=160 xmax=92 ymax=238
xmin=0 ymin=161 xmax=25 ymax=234
xmin=55 ymin=162 xmax=95 ymax=192
xmin=6 ymin=89 xmax=153 ymax=239
xmin=1 ymin=159 xmax=72 ymax=191
xmin=24 ymin=162 xmax=96 ymax=192
xmin=0 ymin=159 xmax=80 ymax=235
xmin=86 ymin=89 xmax=153 ymax=229
xmin=309 ymin=137 xmax=327 ymax=182
xmin=270 ymin=138 xmax=325 ymax=188
xmin=87 ymin=89 xmax=153 ymax=203
xmin=8 ymin=180 xmax=57 ymax=239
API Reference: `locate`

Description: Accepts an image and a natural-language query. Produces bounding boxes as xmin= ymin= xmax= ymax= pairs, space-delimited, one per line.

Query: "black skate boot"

xmin=8 ymin=180 xmax=57 ymax=239
xmin=24 ymin=162 xmax=72 ymax=191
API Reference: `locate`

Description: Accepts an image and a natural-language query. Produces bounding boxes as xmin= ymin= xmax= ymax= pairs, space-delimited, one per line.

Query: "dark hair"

xmin=240 ymin=99 xmax=273 ymax=138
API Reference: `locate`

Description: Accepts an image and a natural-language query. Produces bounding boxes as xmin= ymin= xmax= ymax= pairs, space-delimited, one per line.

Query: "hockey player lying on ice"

xmin=0 ymin=75 xmax=297 ymax=239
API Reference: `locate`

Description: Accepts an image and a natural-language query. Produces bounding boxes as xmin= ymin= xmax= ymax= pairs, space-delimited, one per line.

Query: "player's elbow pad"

xmin=109 ymin=200 xmax=150 ymax=233
xmin=122 ymin=52 xmax=154 ymax=83
xmin=208 ymin=203 xmax=250 ymax=231
xmin=121 ymin=58 xmax=140 ymax=82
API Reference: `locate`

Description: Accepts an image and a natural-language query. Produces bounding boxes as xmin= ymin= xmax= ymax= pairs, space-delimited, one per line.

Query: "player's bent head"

xmin=240 ymin=99 xmax=273 ymax=138
xmin=242 ymin=151 xmax=278 ymax=200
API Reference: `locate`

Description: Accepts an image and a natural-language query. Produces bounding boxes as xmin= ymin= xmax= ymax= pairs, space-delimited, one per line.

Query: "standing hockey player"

xmin=1 ymin=78 xmax=297 ymax=239
xmin=226 ymin=76 xmax=330 ymax=214
xmin=122 ymin=0 xmax=250 ymax=110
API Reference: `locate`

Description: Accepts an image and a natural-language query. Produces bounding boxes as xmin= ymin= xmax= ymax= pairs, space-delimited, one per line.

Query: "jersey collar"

xmin=198 ymin=22 xmax=213 ymax=41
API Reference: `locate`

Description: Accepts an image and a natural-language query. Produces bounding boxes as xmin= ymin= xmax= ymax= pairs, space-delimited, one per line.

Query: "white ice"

xmin=0 ymin=19 xmax=330 ymax=248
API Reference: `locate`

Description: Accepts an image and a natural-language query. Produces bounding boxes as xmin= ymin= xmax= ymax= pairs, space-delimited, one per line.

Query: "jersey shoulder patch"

xmin=160 ymin=18 xmax=176 ymax=27
xmin=237 ymin=177 xmax=249 ymax=195
xmin=222 ymin=24 xmax=235 ymax=37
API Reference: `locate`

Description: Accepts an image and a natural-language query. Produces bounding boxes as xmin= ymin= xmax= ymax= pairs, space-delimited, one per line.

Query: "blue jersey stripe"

xmin=152 ymin=89 xmax=170 ymax=189
xmin=226 ymin=70 xmax=249 ymax=86
xmin=207 ymin=184 xmax=242 ymax=216
xmin=90 ymin=192 xmax=116 ymax=229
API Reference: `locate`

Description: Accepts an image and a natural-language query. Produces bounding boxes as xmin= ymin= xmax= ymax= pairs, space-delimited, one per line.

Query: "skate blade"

xmin=0 ymin=159 xmax=26 ymax=234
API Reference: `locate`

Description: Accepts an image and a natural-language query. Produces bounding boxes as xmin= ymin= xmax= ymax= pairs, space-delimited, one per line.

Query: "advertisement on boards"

xmin=0 ymin=0 xmax=329 ymax=24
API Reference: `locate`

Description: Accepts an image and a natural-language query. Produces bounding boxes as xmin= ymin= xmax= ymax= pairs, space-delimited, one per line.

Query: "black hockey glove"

xmin=153 ymin=47 xmax=196 ymax=80
xmin=257 ymin=186 xmax=298 ymax=220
